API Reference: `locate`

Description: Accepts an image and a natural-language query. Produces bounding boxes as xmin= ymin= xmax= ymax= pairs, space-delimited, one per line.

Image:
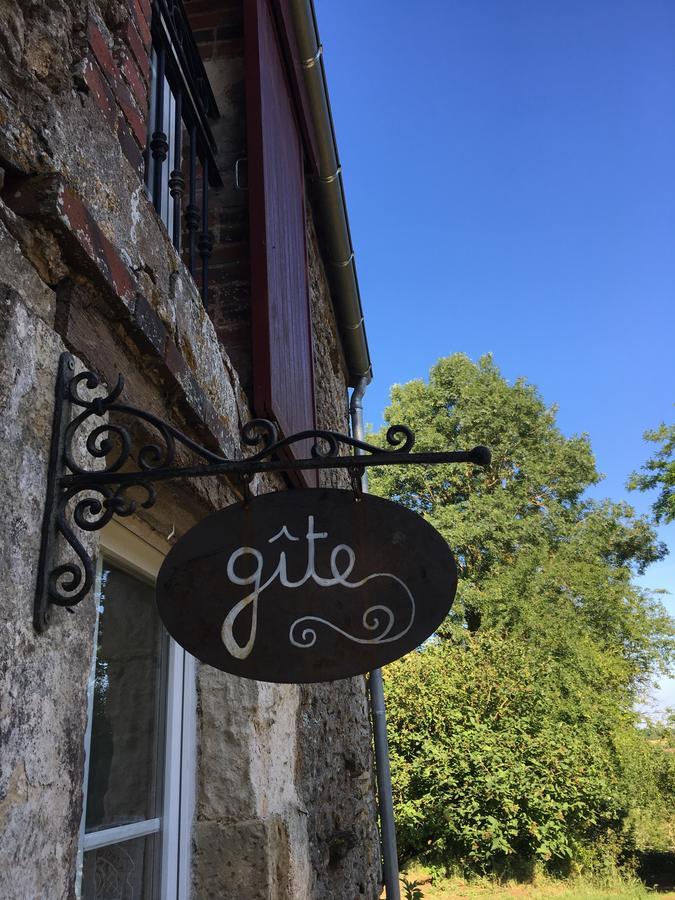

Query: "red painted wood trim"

xmin=245 ymin=0 xmax=317 ymax=487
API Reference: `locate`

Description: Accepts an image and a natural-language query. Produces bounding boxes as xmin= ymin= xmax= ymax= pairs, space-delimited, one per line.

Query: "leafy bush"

xmin=370 ymin=355 xmax=675 ymax=876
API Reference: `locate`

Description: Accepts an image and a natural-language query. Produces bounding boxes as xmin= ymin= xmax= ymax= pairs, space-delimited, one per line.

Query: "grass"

xmin=393 ymin=868 xmax=675 ymax=900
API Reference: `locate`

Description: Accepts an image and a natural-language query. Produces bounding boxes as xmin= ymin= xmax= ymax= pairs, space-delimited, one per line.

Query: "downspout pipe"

xmin=349 ymin=379 xmax=401 ymax=900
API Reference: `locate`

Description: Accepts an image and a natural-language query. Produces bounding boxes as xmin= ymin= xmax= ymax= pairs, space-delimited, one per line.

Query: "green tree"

xmin=629 ymin=420 xmax=675 ymax=523
xmin=369 ymin=354 xmax=675 ymax=875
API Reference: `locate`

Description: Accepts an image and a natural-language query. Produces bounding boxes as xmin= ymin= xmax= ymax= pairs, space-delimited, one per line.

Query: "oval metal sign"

xmin=156 ymin=489 xmax=457 ymax=683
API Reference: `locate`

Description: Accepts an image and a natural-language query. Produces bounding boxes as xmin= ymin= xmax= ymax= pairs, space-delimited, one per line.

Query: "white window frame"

xmin=76 ymin=518 xmax=196 ymax=900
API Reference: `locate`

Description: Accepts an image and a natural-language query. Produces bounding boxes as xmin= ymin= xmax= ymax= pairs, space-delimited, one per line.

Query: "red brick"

xmin=87 ymin=19 xmax=121 ymax=86
xmin=129 ymin=0 xmax=152 ymax=49
xmin=59 ymin=187 xmax=136 ymax=307
xmin=117 ymin=115 xmax=145 ymax=177
xmin=186 ymin=8 xmax=243 ymax=32
xmin=184 ymin=0 xmax=240 ymax=16
xmin=5 ymin=171 xmax=230 ymax=455
xmin=211 ymin=39 xmax=244 ymax=60
xmin=185 ymin=10 xmax=221 ymax=29
xmin=183 ymin=0 xmax=217 ymax=14
xmin=208 ymin=242 xmax=248 ymax=266
xmin=82 ymin=57 xmax=117 ymax=130
xmin=123 ymin=19 xmax=150 ymax=83
xmin=191 ymin=28 xmax=215 ymax=44
xmin=137 ymin=0 xmax=152 ymax=22
xmin=115 ymin=76 xmax=148 ymax=147
xmin=120 ymin=50 xmax=148 ymax=110
xmin=7 ymin=176 xmax=136 ymax=311
xmin=85 ymin=17 xmax=149 ymax=148
xmin=215 ymin=320 xmax=250 ymax=349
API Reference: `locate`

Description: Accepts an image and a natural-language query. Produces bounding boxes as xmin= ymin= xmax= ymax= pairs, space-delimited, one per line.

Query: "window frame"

xmin=76 ymin=518 xmax=196 ymax=900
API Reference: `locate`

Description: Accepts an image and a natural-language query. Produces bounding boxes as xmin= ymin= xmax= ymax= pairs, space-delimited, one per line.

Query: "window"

xmin=77 ymin=520 xmax=195 ymax=900
xmin=145 ymin=0 xmax=222 ymax=308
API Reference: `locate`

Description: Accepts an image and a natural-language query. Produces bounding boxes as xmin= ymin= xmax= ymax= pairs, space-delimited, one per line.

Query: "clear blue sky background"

xmin=315 ymin=0 xmax=675 ymax=712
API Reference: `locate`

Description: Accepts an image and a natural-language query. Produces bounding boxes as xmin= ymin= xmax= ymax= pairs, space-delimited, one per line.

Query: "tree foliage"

xmin=629 ymin=421 xmax=675 ymax=524
xmin=369 ymin=355 xmax=675 ymax=875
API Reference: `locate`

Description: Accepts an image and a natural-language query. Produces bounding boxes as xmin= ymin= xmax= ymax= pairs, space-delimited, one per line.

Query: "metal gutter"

xmin=286 ymin=0 xmax=373 ymax=387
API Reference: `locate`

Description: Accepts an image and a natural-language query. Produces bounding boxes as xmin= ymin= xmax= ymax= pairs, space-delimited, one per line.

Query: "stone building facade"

xmin=0 ymin=0 xmax=380 ymax=897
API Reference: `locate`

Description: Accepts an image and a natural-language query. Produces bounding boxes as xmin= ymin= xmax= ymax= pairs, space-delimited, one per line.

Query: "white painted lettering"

xmin=220 ymin=517 xmax=416 ymax=659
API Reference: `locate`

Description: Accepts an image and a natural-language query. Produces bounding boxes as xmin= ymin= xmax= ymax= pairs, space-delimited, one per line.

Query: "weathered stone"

xmin=0 ymin=1 xmax=380 ymax=897
xmin=0 ymin=291 xmax=98 ymax=900
xmin=193 ymin=816 xmax=293 ymax=900
xmin=0 ymin=212 xmax=56 ymax=325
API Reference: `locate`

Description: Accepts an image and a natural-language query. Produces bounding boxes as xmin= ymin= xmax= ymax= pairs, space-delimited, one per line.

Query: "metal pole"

xmin=349 ymin=379 xmax=401 ymax=900
xmin=370 ymin=669 xmax=400 ymax=900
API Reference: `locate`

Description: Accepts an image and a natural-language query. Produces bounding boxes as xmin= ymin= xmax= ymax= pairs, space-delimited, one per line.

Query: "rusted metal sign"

xmin=156 ymin=489 xmax=457 ymax=683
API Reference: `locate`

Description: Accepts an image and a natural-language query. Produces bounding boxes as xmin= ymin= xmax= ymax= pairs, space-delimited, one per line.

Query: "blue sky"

xmin=315 ymin=0 xmax=675 ymax=712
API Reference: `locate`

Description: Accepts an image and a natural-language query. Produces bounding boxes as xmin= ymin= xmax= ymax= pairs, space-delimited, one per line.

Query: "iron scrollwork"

xmin=34 ymin=353 xmax=491 ymax=631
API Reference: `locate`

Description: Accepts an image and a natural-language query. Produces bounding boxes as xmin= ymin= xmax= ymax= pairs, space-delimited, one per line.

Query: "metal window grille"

xmin=145 ymin=0 xmax=221 ymax=309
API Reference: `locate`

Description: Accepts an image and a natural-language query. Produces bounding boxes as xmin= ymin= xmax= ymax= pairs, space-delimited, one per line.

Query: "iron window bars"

xmin=145 ymin=0 xmax=222 ymax=309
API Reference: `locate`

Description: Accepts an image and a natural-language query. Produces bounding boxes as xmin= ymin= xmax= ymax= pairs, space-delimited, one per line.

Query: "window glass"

xmin=85 ymin=563 xmax=167 ymax=832
xmin=82 ymin=835 xmax=158 ymax=900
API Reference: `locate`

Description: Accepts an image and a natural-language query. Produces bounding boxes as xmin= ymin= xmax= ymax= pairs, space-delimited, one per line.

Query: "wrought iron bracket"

xmin=34 ymin=353 xmax=491 ymax=631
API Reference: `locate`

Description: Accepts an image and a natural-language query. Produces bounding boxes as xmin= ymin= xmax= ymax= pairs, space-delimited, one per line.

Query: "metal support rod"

xmin=61 ymin=445 xmax=488 ymax=490
xmin=349 ymin=379 xmax=401 ymax=900
xmin=34 ymin=353 xmax=75 ymax=632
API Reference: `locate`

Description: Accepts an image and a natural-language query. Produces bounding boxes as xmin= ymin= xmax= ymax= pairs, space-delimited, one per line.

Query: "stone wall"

xmin=0 ymin=219 xmax=96 ymax=900
xmin=0 ymin=0 xmax=380 ymax=897
xmin=297 ymin=206 xmax=382 ymax=900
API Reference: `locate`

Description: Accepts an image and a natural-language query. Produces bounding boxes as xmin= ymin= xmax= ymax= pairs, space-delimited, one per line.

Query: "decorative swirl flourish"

xmin=47 ymin=484 xmax=159 ymax=609
xmin=62 ymin=363 xmax=418 ymax=480
xmin=72 ymin=492 xmax=116 ymax=532
xmin=63 ymin=368 xmax=226 ymax=476
xmin=241 ymin=424 xmax=416 ymax=465
xmin=137 ymin=422 xmax=175 ymax=471
xmin=241 ymin=418 xmax=279 ymax=452
xmin=68 ymin=370 xmax=124 ymax=409
xmin=290 ymin=605 xmax=396 ymax=649
xmin=48 ymin=489 xmax=99 ymax=607
xmin=385 ymin=424 xmax=414 ymax=453
xmin=288 ymin=567 xmax=415 ymax=651
xmin=311 ymin=433 xmax=338 ymax=459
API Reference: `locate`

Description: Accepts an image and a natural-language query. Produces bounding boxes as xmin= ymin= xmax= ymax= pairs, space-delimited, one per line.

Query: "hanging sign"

xmin=156 ymin=489 xmax=457 ymax=683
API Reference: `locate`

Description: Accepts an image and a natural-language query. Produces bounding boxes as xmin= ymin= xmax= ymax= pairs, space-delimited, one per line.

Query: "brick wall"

xmin=185 ymin=0 xmax=254 ymax=395
xmin=80 ymin=2 xmax=152 ymax=178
